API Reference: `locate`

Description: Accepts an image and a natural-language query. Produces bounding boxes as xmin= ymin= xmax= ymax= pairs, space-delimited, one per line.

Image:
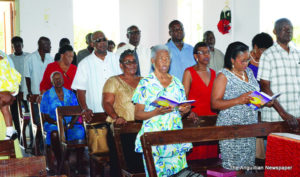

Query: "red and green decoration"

xmin=217 ymin=6 xmax=231 ymax=34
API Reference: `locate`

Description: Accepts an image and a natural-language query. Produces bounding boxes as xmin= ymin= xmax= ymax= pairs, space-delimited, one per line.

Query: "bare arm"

xmin=41 ymin=113 xmax=57 ymax=124
xmin=77 ymin=89 xmax=93 ymax=122
xmin=260 ymin=79 xmax=299 ymax=132
xmin=102 ymin=92 xmax=126 ymax=124
xmin=134 ymin=103 xmax=173 ymax=120
xmin=182 ymin=69 xmax=192 ymax=98
xmin=25 ymin=77 xmax=32 ymax=95
xmin=211 ymin=73 xmax=252 ymax=110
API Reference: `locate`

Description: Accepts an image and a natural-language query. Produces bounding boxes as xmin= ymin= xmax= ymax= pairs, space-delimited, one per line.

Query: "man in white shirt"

xmin=9 ymin=36 xmax=30 ymax=138
xmin=258 ymin=18 xmax=299 ymax=132
xmin=203 ymin=31 xmax=224 ymax=72
xmin=71 ymin=30 xmax=121 ymax=176
xmin=23 ymin=36 xmax=53 ymax=150
xmin=24 ymin=36 xmax=53 ymax=98
xmin=72 ymin=31 xmax=120 ymax=117
xmin=115 ymin=25 xmax=151 ymax=77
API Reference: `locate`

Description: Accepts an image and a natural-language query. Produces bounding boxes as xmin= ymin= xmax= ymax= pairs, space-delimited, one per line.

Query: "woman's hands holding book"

xmin=154 ymin=106 xmax=173 ymax=115
xmin=178 ymin=103 xmax=191 ymax=114
xmin=236 ymin=91 xmax=252 ymax=105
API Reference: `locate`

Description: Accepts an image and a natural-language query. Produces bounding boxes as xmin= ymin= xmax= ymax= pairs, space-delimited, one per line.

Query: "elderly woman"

xmin=132 ymin=45 xmax=193 ymax=176
xmin=211 ymin=42 xmax=260 ymax=172
xmin=40 ymin=45 xmax=77 ymax=94
xmin=40 ymin=71 xmax=85 ymax=173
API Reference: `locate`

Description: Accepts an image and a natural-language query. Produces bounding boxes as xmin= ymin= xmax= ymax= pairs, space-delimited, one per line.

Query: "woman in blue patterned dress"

xmin=40 ymin=71 xmax=85 ymax=173
xmin=211 ymin=42 xmax=260 ymax=172
xmin=132 ymin=45 xmax=193 ymax=177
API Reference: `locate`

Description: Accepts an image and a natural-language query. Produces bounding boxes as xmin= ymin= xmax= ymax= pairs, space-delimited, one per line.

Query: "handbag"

xmin=87 ymin=123 xmax=109 ymax=154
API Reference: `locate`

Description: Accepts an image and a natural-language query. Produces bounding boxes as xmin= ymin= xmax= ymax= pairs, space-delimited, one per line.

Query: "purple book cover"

xmin=150 ymin=96 xmax=195 ymax=108
xmin=207 ymin=168 xmax=236 ymax=177
xmin=247 ymin=91 xmax=280 ymax=110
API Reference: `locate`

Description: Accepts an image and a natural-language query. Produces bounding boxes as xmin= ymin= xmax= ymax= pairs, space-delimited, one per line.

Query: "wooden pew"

xmin=113 ymin=121 xmax=144 ymax=177
xmin=27 ymin=94 xmax=42 ymax=155
xmin=113 ymin=116 xmax=217 ymax=176
xmin=141 ymin=120 xmax=300 ymax=177
xmin=0 ymin=156 xmax=47 ymax=176
xmin=0 ymin=140 xmax=15 ymax=158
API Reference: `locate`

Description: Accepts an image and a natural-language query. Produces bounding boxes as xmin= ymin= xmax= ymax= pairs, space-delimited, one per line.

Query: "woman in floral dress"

xmin=132 ymin=45 xmax=193 ymax=176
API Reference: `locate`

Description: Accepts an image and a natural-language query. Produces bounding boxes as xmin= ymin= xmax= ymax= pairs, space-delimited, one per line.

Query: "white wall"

xmin=17 ymin=0 xmax=260 ymax=55
xmin=203 ymin=0 xmax=260 ymax=53
xmin=119 ymin=0 xmax=160 ymax=48
xmin=19 ymin=0 xmax=74 ymax=56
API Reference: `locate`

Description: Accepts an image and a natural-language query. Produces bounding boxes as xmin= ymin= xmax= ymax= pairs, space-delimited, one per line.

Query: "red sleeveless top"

xmin=187 ymin=67 xmax=216 ymax=116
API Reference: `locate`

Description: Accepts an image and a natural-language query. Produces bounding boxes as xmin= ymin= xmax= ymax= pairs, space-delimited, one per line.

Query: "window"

xmin=260 ymin=0 xmax=300 ymax=47
xmin=178 ymin=0 xmax=203 ymax=46
xmin=0 ymin=0 xmax=15 ymax=53
xmin=73 ymin=0 xmax=119 ymax=52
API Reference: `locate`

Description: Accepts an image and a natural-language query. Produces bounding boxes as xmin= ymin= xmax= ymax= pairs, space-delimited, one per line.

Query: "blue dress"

xmin=40 ymin=87 xmax=85 ymax=145
xmin=216 ymin=68 xmax=259 ymax=170
xmin=132 ymin=73 xmax=192 ymax=177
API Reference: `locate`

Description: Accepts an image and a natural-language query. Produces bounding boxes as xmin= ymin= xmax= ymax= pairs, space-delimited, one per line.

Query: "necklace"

xmin=250 ymin=54 xmax=259 ymax=64
xmin=232 ymin=70 xmax=246 ymax=81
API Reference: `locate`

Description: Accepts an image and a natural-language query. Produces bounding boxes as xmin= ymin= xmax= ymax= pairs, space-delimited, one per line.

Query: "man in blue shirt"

xmin=166 ymin=20 xmax=196 ymax=81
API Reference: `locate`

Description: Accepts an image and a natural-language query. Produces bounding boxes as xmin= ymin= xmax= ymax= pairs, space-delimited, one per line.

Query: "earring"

xmin=196 ymin=59 xmax=198 ymax=62
xmin=232 ymin=65 xmax=234 ymax=69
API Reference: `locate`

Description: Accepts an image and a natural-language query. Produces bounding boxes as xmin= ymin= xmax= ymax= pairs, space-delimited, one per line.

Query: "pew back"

xmin=141 ymin=120 xmax=300 ymax=177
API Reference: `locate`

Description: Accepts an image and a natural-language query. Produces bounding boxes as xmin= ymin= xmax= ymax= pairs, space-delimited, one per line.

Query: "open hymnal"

xmin=150 ymin=96 xmax=195 ymax=108
xmin=248 ymin=91 xmax=281 ymax=110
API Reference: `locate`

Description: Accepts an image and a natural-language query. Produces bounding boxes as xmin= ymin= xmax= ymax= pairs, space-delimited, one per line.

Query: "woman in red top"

xmin=40 ymin=45 xmax=77 ymax=94
xmin=182 ymin=42 xmax=218 ymax=160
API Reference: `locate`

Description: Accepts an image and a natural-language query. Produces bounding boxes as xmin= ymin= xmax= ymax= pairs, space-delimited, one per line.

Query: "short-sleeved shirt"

xmin=166 ymin=40 xmax=196 ymax=81
xmin=132 ymin=72 xmax=192 ymax=157
xmin=257 ymin=42 xmax=300 ymax=122
xmin=23 ymin=51 xmax=53 ymax=94
xmin=208 ymin=48 xmax=224 ymax=72
xmin=103 ymin=76 xmax=140 ymax=122
xmin=71 ymin=51 xmax=121 ymax=112
xmin=9 ymin=52 xmax=30 ymax=96
xmin=40 ymin=61 xmax=77 ymax=91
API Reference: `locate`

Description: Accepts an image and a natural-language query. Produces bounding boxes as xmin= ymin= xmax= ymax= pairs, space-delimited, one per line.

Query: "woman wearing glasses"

xmin=182 ymin=42 xmax=218 ymax=160
xmin=103 ymin=49 xmax=142 ymax=124
xmin=102 ymin=49 xmax=143 ymax=171
xmin=211 ymin=42 xmax=259 ymax=173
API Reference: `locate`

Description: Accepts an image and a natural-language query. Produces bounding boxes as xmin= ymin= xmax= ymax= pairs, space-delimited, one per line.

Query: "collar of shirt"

xmin=168 ymin=40 xmax=188 ymax=51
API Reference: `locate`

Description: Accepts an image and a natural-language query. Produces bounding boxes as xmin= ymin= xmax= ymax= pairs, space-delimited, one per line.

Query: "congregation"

xmin=1 ymin=17 xmax=300 ymax=177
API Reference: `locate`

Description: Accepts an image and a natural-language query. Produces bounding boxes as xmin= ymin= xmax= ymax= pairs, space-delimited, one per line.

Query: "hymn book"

xmin=150 ymin=96 xmax=195 ymax=108
xmin=247 ymin=91 xmax=281 ymax=110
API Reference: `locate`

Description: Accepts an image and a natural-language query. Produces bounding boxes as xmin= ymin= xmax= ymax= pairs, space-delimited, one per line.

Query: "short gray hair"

xmin=151 ymin=45 xmax=171 ymax=60
xmin=50 ymin=71 xmax=63 ymax=83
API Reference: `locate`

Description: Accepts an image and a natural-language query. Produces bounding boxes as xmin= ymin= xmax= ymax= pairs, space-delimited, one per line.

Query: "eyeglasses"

xmin=197 ymin=50 xmax=210 ymax=55
xmin=94 ymin=38 xmax=107 ymax=43
xmin=122 ymin=60 xmax=137 ymax=65
xmin=239 ymin=58 xmax=251 ymax=64
xmin=128 ymin=30 xmax=141 ymax=35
